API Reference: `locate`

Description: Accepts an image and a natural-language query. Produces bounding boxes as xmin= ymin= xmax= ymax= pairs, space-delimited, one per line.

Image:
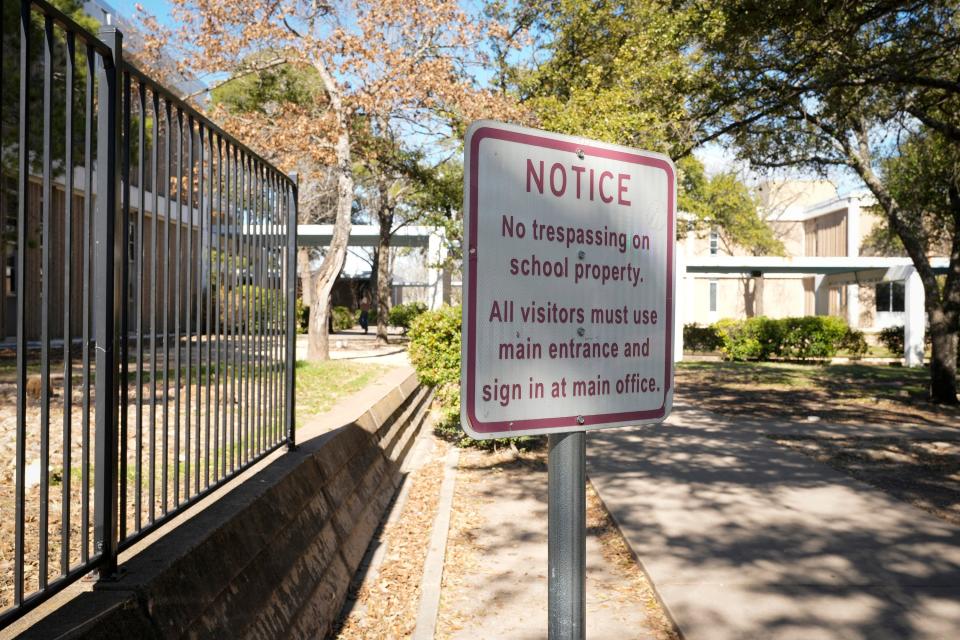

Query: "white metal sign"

xmin=461 ymin=121 xmax=676 ymax=439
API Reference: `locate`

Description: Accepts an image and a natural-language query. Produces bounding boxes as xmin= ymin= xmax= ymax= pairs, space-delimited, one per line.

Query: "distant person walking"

xmin=359 ymin=297 xmax=371 ymax=334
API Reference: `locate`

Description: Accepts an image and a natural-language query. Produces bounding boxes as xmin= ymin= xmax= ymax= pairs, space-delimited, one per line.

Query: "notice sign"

xmin=461 ymin=121 xmax=676 ymax=439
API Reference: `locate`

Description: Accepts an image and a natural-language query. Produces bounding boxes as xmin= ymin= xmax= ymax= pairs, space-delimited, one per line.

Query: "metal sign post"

xmin=548 ymin=431 xmax=586 ymax=640
xmin=461 ymin=120 xmax=675 ymax=639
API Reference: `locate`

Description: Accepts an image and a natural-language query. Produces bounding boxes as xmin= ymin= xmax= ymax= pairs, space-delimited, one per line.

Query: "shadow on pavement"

xmin=588 ymin=401 xmax=960 ymax=640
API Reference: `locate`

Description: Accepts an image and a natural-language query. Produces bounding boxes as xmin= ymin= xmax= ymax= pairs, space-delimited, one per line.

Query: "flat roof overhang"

xmin=295 ymin=224 xmax=434 ymax=248
xmin=686 ymin=256 xmax=948 ymax=283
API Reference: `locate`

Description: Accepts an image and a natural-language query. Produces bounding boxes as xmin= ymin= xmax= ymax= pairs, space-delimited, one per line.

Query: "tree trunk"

xmin=376 ymin=204 xmax=394 ymax=345
xmin=928 ymin=311 xmax=959 ymax=404
xmin=844 ymin=132 xmax=959 ymax=403
xmin=298 ymin=247 xmax=312 ymax=307
xmin=306 ymin=60 xmax=353 ymax=361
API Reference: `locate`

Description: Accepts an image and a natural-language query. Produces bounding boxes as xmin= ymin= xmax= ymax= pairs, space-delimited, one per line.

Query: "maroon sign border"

xmin=465 ymin=125 xmax=675 ymax=435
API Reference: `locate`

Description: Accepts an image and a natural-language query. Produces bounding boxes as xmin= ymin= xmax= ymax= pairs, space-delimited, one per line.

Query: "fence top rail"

xmin=29 ymin=0 xmax=112 ymax=56
xmin=122 ymin=61 xmax=295 ymax=189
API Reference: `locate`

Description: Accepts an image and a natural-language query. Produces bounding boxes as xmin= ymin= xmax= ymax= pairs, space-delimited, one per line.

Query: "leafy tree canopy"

xmin=679 ymin=0 xmax=960 ymax=401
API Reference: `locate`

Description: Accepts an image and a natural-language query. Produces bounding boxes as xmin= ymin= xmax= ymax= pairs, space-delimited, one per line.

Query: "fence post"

xmin=94 ymin=25 xmax=122 ymax=580
xmin=285 ymin=174 xmax=298 ymax=450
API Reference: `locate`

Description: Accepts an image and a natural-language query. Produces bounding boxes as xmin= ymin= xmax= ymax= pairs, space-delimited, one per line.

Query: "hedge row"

xmin=684 ymin=316 xmax=867 ymax=361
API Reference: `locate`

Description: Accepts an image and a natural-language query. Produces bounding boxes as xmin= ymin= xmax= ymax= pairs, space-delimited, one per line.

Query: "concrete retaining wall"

xmin=17 ymin=369 xmax=431 ymax=640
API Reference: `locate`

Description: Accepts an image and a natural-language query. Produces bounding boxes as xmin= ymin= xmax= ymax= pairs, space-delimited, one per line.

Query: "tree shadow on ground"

xmin=587 ymin=405 xmax=960 ymax=640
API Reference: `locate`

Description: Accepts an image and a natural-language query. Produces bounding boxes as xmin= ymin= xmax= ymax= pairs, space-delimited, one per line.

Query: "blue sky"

xmin=109 ymin=0 xmax=175 ymax=27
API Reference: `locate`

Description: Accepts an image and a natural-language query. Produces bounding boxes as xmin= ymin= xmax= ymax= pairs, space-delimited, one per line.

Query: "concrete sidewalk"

xmin=588 ymin=402 xmax=960 ymax=640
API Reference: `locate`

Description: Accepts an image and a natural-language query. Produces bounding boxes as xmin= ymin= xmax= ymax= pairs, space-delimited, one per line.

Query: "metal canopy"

xmin=685 ymin=255 xmax=949 ymax=276
xmin=295 ymin=224 xmax=435 ymax=248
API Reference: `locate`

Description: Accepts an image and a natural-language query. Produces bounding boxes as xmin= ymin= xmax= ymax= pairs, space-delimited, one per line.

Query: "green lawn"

xmin=677 ymin=360 xmax=929 ymax=400
xmin=295 ymin=360 xmax=387 ymax=428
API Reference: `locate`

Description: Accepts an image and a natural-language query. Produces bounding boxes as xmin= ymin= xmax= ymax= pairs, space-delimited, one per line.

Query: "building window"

xmin=709 ymin=229 xmax=719 ymax=255
xmin=875 ymin=281 xmax=905 ymax=312
xmin=709 ymin=280 xmax=717 ymax=312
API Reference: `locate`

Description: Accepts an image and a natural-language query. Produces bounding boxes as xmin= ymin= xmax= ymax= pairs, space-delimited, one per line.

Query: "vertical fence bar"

xmin=119 ymin=68 xmax=131 ymax=542
xmin=94 ymin=25 xmax=122 ymax=580
xmin=62 ymin=28 xmax=76 ymax=576
xmin=149 ymin=90 xmax=160 ymax=524
xmin=173 ymin=108 xmax=182 ymax=508
xmin=213 ymin=135 xmax=223 ymax=481
xmin=236 ymin=149 xmax=243 ymax=461
xmin=135 ymin=79 xmax=146 ymax=533
xmin=198 ymin=123 xmax=206 ymax=493
xmin=285 ymin=175 xmax=297 ymax=450
xmin=203 ymin=127 xmax=213 ymax=488
xmin=80 ymin=41 xmax=94 ymax=565
xmin=14 ymin=0 xmax=32 ymax=604
xmin=227 ymin=144 xmax=236 ymax=474
xmin=275 ymin=173 xmax=283 ymax=445
xmin=161 ymin=98 xmax=171 ymax=514
xmin=39 ymin=14 xmax=54 ymax=590
xmin=184 ymin=116 xmax=194 ymax=501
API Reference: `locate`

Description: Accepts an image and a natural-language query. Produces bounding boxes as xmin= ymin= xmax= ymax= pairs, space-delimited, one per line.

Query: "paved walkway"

xmin=436 ymin=449 xmax=666 ymax=640
xmin=588 ymin=402 xmax=960 ymax=640
xmin=296 ymin=331 xmax=410 ymax=365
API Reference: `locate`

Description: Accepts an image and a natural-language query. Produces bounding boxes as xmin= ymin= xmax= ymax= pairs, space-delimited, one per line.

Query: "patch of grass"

xmin=294 ymin=360 xmax=387 ymax=429
xmin=678 ymin=360 xmax=929 ymax=400
xmin=677 ymin=360 xmax=820 ymax=388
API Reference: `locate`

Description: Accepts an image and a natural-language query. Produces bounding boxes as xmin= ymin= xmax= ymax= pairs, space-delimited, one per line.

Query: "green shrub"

xmin=878 ymin=325 xmax=905 ymax=355
xmin=409 ymin=306 xmax=463 ymax=441
xmin=714 ymin=316 xmax=858 ymax=362
xmin=388 ymin=301 xmax=428 ymax=334
xmin=296 ymin=298 xmax=308 ymax=334
xmin=778 ymin=316 xmax=849 ymax=360
xmin=408 ymin=305 xmax=462 ymax=388
xmin=408 ymin=305 xmax=541 ymax=450
xmin=715 ymin=317 xmax=767 ymax=361
xmin=840 ymin=328 xmax=869 ymax=359
xmin=683 ymin=323 xmax=723 ymax=352
xmin=331 ymin=305 xmax=355 ymax=332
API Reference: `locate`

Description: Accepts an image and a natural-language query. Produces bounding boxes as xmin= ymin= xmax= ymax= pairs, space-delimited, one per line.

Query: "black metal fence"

xmin=0 ymin=0 xmax=298 ymax=625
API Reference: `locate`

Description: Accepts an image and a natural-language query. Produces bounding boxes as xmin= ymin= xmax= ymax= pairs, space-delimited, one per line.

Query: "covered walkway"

xmin=296 ymin=224 xmax=450 ymax=310
xmin=676 ymin=256 xmax=951 ymax=366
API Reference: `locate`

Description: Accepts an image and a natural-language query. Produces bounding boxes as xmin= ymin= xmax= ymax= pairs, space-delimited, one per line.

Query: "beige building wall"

xmin=686 ymin=275 xmax=807 ymax=324
xmin=679 ymin=183 xmax=890 ymax=331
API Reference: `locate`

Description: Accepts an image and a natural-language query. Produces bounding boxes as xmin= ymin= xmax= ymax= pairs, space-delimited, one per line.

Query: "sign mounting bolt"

xmin=578 ymin=250 xmax=585 ymax=260
xmin=576 ymin=149 xmax=585 ymax=159
xmin=577 ymin=415 xmax=585 ymax=425
xmin=577 ymin=327 xmax=585 ymax=337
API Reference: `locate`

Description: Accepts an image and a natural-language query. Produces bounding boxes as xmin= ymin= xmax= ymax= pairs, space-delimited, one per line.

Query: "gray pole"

xmin=548 ymin=431 xmax=586 ymax=639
